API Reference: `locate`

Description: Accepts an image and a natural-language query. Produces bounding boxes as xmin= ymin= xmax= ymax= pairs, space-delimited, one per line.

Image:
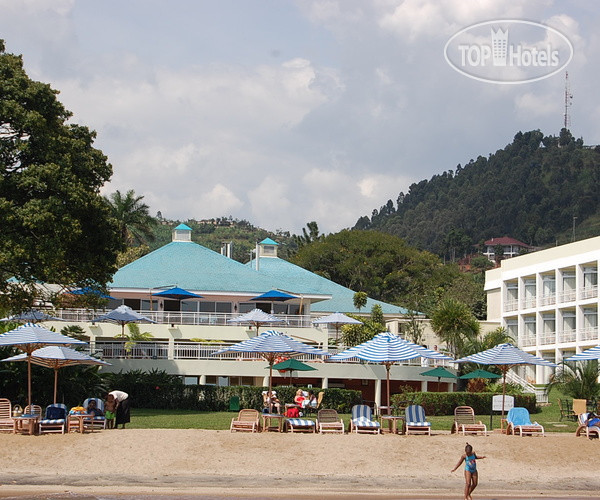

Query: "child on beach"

xmin=104 ymin=394 xmax=117 ymax=429
xmin=451 ymin=442 xmax=486 ymax=500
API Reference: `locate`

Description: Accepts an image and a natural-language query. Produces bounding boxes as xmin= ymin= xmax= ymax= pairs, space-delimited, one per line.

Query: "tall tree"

xmin=106 ymin=189 xmax=157 ymax=246
xmin=430 ymin=298 xmax=480 ymax=359
xmin=353 ymin=291 xmax=367 ymax=312
xmin=0 ymin=40 xmax=122 ymax=311
xmin=292 ymin=221 xmax=322 ymax=249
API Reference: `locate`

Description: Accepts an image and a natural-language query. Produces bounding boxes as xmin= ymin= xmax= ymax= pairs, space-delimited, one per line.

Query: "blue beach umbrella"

xmin=68 ymin=287 xmax=116 ymax=300
xmin=152 ymin=287 xmax=203 ymax=301
xmin=454 ymin=343 xmax=557 ymax=417
xmin=329 ymin=332 xmax=453 ymax=410
xmin=250 ymin=290 xmax=297 ymax=314
xmin=1 ymin=346 xmax=110 ymax=403
xmin=93 ymin=305 xmax=156 ymax=337
xmin=0 ymin=323 xmax=86 ymax=407
xmin=227 ymin=308 xmax=284 ymax=335
xmin=213 ymin=330 xmax=328 ymax=405
xmin=564 ymin=346 xmax=600 ymax=361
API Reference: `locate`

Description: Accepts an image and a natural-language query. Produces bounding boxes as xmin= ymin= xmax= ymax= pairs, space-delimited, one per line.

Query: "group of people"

xmin=85 ymin=389 xmax=130 ymax=429
xmin=261 ymin=389 xmax=319 ymax=415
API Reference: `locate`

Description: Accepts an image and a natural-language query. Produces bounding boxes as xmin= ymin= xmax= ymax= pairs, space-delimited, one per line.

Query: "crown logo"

xmin=491 ymin=27 xmax=508 ymax=66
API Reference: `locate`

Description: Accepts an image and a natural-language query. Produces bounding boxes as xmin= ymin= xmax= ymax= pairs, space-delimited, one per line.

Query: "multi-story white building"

xmin=485 ymin=236 xmax=599 ymax=384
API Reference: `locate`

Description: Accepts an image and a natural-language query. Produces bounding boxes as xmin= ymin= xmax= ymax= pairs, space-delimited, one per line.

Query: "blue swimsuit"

xmin=465 ymin=454 xmax=477 ymax=473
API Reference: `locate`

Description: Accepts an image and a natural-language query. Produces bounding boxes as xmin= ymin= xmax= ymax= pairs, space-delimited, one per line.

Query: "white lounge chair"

xmin=451 ymin=406 xmax=487 ymax=436
xmin=575 ymin=412 xmax=600 ymax=439
xmin=286 ymin=418 xmax=316 ymax=433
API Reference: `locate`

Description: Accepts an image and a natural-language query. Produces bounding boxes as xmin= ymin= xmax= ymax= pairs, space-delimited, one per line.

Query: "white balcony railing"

xmin=559 ymin=329 xmax=577 ymax=343
xmin=504 ymin=299 xmax=519 ymax=313
xmin=539 ymin=294 xmax=556 ymax=307
xmin=580 ymin=326 xmax=599 ymax=342
xmin=558 ymin=290 xmax=577 ymax=303
xmin=521 ymin=336 xmax=537 ymax=347
xmin=55 ymin=308 xmax=315 ymax=328
xmin=538 ymin=332 xmax=556 ymax=345
xmin=581 ymin=286 xmax=598 ymax=300
xmin=521 ymin=297 xmax=537 ymax=309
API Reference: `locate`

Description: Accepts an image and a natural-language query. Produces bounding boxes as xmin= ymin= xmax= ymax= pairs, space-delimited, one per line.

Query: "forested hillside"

xmin=355 ymin=130 xmax=600 ymax=258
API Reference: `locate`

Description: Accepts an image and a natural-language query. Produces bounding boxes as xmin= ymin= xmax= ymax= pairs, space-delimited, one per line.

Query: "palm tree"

xmin=546 ymin=360 xmax=600 ymax=400
xmin=124 ymin=323 xmax=154 ymax=357
xmin=105 ymin=190 xmax=157 ymax=246
xmin=430 ymin=298 xmax=480 ymax=359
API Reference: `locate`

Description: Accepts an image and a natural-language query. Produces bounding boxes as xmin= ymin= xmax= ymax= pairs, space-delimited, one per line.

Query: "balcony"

xmin=580 ymin=326 xmax=599 ymax=342
xmin=504 ymin=299 xmax=519 ymax=313
xmin=559 ymin=329 xmax=576 ymax=343
xmin=538 ymin=332 xmax=556 ymax=345
xmin=55 ymin=308 xmax=315 ymax=328
xmin=581 ymin=286 xmax=598 ymax=300
xmin=558 ymin=290 xmax=577 ymax=303
xmin=521 ymin=297 xmax=537 ymax=309
xmin=521 ymin=336 xmax=536 ymax=347
xmin=539 ymin=294 xmax=556 ymax=307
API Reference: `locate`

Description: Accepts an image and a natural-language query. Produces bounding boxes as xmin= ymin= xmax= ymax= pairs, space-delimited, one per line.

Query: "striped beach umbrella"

xmin=212 ymin=330 xmax=327 ymax=409
xmin=1 ymin=346 xmax=110 ymax=403
xmin=454 ymin=343 xmax=557 ymax=417
xmin=0 ymin=309 xmax=64 ymax=324
xmin=0 ymin=323 xmax=86 ymax=406
xmin=329 ymin=332 xmax=453 ymax=411
xmin=564 ymin=346 xmax=600 ymax=361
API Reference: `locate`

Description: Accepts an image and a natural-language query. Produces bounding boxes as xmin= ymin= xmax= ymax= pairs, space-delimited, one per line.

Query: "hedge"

xmin=390 ymin=392 xmax=538 ymax=416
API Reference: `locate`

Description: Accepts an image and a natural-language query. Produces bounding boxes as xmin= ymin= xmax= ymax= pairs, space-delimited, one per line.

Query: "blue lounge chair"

xmin=506 ymin=407 xmax=544 ymax=436
xmin=39 ymin=403 xmax=68 ymax=434
xmin=83 ymin=397 xmax=107 ymax=430
xmin=405 ymin=405 xmax=431 ymax=435
xmin=350 ymin=404 xmax=380 ymax=434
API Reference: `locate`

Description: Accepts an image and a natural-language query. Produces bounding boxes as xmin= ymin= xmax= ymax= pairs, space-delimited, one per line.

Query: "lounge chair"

xmin=83 ymin=398 xmax=107 ymax=430
xmin=230 ymin=409 xmax=259 ymax=432
xmin=575 ymin=412 xmax=600 ymax=439
xmin=39 ymin=403 xmax=68 ymax=434
xmin=451 ymin=406 xmax=487 ymax=436
xmin=558 ymin=399 xmax=577 ymax=421
xmin=286 ymin=418 xmax=316 ymax=433
xmin=0 ymin=398 xmax=14 ymax=432
xmin=22 ymin=404 xmax=43 ymax=434
xmin=350 ymin=404 xmax=380 ymax=434
xmin=506 ymin=407 xmax=544 ymax=436
xmin=404 ymin=405 xmax=431 ymax=435
xmin=317 ymin=409 xmax=344 ymax=434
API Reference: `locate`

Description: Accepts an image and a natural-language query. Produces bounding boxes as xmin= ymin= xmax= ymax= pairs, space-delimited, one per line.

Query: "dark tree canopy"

xmin=0 ymin=41 xmax=122 ymax=311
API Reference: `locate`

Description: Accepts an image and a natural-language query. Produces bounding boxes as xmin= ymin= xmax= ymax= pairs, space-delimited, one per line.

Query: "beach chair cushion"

xmin=44 ymin=405 xmax=67 ymax=421
xmin=353 ymin=418 xmax=380 ymax=428
xmin=287 ymin=418 xmax=315 ymax=427
xmin=350 ymin=405 xmax=380 ymax=433
xmin=405 ymin=405 xmax=431 ymax=426
xmin=506 ymin=407 xmax=544 ymax=436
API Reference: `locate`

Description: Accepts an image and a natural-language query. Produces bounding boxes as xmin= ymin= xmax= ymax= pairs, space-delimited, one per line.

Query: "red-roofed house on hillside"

xmin=483 ymin=237 xmax=534 ymax=262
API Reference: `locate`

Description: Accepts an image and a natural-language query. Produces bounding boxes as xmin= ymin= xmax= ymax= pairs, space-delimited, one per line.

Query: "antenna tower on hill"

xmin=564 ymin=71 xmax=573 ymax=130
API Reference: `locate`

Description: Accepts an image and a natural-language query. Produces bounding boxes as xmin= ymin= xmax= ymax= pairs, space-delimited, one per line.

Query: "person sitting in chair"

xmin=263 ymin=390 xmax=281 ymax=414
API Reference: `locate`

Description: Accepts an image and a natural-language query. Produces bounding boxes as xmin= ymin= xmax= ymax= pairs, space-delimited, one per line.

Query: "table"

xmin=380 ymin=415 xmax=404 ymax=434
xmin=68 ymin=414 xmax=93 ymax=433
xmin=262 ymin=413 xmax=285 ymax=432
xmin=13 ymin=415 xmax=40 ymax=435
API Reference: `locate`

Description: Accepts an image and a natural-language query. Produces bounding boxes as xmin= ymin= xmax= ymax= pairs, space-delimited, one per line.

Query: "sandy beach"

xmin=0 ymin=429 xmax=599 ymax=499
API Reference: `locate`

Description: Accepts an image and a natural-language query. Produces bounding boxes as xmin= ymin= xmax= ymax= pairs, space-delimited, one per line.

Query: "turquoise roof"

xmin=248 ymin=257 xmax=407 ymax=315
xmin=109 ymin=241 xmax=282 ymax=293
xmin=175 ymin=223 xmax=192 ymax=230
xmin=260 ymin=238 xmax=278 ymax=245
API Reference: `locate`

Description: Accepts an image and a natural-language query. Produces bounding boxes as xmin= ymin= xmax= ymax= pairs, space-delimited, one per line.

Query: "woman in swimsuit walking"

xmin=451 ymin=442 xmax=486 ymax=500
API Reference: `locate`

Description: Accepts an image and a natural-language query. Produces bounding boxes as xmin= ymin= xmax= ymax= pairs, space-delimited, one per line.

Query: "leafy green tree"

xmin=106 ymin=189 xmax=157 ymax=246
xmin=353 ymin=291 xmax=367 ymax=312
xmin=292 ymin=221 xmax=323 ymax=249
xmin=340 ymin=305 xmax=386 ymax=347
xmin=60 ymin=324 xmax=88 ymax=342
xmin=0 ymin=41 xmax=122 ymax=311
xmin=430 ymin=298 xmax=480 ymax=359
xmin=399 ymin=310 xmax=425 ymax=345
xmin=546 ymin=361 xmax=600 ymax=400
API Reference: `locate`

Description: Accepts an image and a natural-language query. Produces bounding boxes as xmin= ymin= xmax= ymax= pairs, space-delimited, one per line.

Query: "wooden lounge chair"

xmin=575 ymin=412 xmax=600 ymax=439
xmin=558 ymin=399 xmax=577 ymax=421
xmin=506 ymin=407 xmax=544 ymax=437
xmin=317 ymin=409 xmax=344 ymax=434
xmin=22 ymin=404 xmax=43 ymax=435
xmin=0 ymin=398 xmax=14 ymax=433
xmin=286 ymin=418 xmax=316 ymax=433
xmin=230 ymin=409 xmax=259 ymax=432
xmin=405 ymin=405 xmax=431 ymax=436
xmin=39 ymin=403 xmax=68 ymax=434
xmin=350 ymin=404 xmax=380 ymax=434
xmin=451 ymin=406 xmax=487 ymax=436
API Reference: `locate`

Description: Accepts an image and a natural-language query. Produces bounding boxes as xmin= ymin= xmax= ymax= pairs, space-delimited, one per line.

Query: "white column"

xmin=262 ymin=376 xmax=269 ymax=387
xmin=421 ymin=380 xmax=428 ymax=392
xmin=321 ymin=377 xmax=328 ymax=389
xmin=167 ymin=338 xmax=175 ymax=360
xmin=374 ymin=379 xmax=382 ymax=408
xmin=199 ymin=375 xmax=207 ymax=385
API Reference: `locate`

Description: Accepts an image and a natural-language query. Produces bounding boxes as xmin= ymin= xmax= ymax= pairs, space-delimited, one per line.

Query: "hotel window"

xmin=506 ymin=283 xmax=518 ymax=304
xmin=523 ymin=279 xmax=536 ymax=308
xmin=506 ymin=319 xmax=518 ymax=340
xmin=262 ymin=245 xmax=276 ymax=256
xmin=562 ymin=311 xmax=576 ymax=342
xmin=523 ymin=316 xmax=536 ymax=345
xmin=583 ymin=307 xmax=598 ymax=340
xmin=562 ymin=271 xmax=576 ymax=301
xmin=583 ymin=266 xmax=598 ymax=288
xmin=199 ymin=301 xmax=232 ymax=313
xmin=542 ymin=275 xmax=555 ymax=296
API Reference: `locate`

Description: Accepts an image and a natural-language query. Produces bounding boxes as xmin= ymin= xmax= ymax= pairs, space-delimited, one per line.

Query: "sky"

xmin=1 ymin=1 xmax=598 ymax=234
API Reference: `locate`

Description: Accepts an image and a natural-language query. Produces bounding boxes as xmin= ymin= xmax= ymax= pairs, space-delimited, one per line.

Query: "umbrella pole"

xmin=53 ymin=368 xmax=58 ymax=404
xmin=268 ymin=357 xmax=274 ymax=413
xmin=27 ymin=353 xmax=32 ymax=408
xmin=501 ymin=367 xmax=508 ymax=421
xmin=386 ymin=363 xmax=391 ymax=413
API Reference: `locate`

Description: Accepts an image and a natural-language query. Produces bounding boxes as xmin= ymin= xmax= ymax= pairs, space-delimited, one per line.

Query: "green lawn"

xmin=128 ymin=389 xmax=580 ymax=433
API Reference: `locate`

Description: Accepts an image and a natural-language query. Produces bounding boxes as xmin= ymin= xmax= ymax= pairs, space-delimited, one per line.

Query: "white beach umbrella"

xmin=313 ymin=312 xmax=362 ymax=342
xmin=227 ymin=308 xmax=284 ymax=335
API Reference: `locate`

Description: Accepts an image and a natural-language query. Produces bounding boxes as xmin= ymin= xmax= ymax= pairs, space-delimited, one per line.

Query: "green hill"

xmin=355 ymin=129 xmax=600 ymax=258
